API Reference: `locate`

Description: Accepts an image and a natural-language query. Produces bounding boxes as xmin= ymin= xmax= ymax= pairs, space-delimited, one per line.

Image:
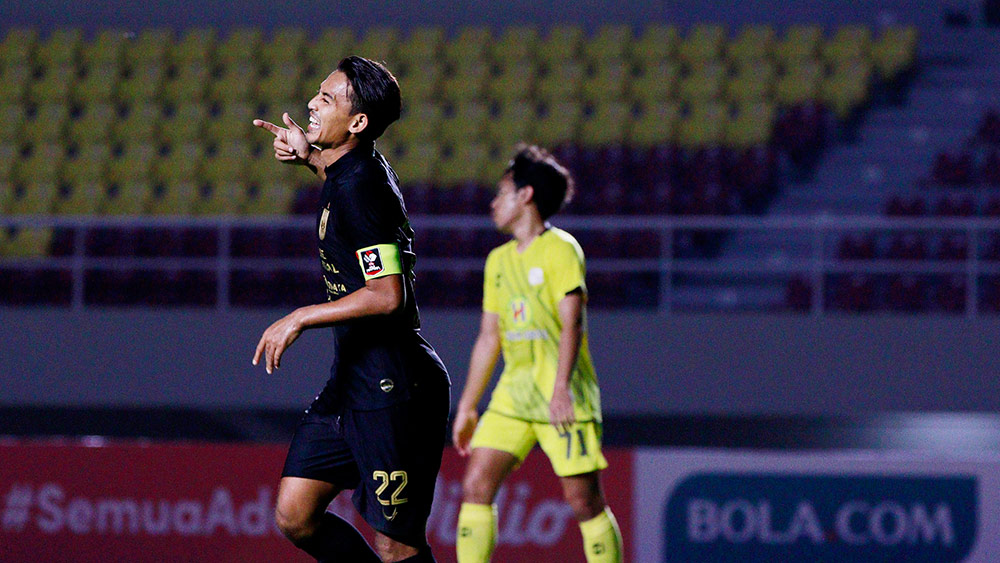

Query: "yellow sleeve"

xmin=548 ymin=238 xmax=587 ymax=299
xmin=482 ymin=251 xmax=501 ymax=314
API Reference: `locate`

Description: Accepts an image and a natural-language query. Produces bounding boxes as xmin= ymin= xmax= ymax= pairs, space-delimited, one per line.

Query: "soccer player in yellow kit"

xmin=452 ymin=145 xmax=623 ymax=562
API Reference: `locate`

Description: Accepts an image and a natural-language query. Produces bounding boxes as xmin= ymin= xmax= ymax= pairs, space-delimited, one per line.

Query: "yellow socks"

xmin=456 ymin=502 xmax=497 ymax=563
xmin=579 ymin=508 xmax=624 ymax=563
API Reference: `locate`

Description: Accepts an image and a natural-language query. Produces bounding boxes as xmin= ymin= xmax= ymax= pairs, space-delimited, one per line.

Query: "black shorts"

xmin=282 ymin=383 xmax=450 ymax=545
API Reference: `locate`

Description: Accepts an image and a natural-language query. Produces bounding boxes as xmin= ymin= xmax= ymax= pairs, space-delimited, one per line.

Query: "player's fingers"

xmin=282 ymin=112 xmax=302 ymax=131
xmin=253 ymin=119 xmax=283 ymax=137
xmin=253 ymin=337 xmax=265 ymax=366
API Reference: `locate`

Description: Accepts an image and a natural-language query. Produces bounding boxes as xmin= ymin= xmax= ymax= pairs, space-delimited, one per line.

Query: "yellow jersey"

xmin=482 ymin=227 xmax=602 ymax=423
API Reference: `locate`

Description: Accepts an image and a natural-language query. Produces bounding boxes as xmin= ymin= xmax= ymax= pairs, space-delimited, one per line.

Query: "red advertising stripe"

xmin=0 ymin=440 xmax=632 ymax=562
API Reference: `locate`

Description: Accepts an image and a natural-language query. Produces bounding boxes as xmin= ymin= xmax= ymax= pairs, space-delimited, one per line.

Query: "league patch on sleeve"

xmin=356 ymin=244 xmax=403 ymax=280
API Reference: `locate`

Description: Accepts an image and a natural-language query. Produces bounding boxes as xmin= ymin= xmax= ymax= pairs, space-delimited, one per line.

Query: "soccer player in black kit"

xmin=252 ymin=56 xmax=450 ymax=563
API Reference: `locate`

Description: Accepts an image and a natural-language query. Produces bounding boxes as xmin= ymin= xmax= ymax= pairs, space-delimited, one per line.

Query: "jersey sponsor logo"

xmin=318 ymin=204 xmax=330 ymax=240
xmin=528 ymin=267 xmax=545 ymax=286
xmin=361 ymin=249 xmax=384 ymax=275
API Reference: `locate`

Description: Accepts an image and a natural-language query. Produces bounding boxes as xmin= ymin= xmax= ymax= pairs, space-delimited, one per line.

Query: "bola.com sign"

xmin=635 ymin=450 xmax=999 ymax=562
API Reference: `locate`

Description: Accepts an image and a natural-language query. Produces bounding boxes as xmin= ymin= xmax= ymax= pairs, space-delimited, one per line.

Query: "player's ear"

xmin=349 ymin=113 xmax=368 ymax=135
xmin=517 ymin=184 xmax=535 ymax=205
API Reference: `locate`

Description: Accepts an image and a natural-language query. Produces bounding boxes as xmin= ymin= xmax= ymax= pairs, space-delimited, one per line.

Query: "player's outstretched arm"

xmin=452 ymin=312 xmax=501 ymax=456
xmin=252 ymin=113 xmax=328 ymax=180
xmin=252 ymin=274 xmax=404 ymax=374
xmin=550 ymin=290 xmax=585 ymax=433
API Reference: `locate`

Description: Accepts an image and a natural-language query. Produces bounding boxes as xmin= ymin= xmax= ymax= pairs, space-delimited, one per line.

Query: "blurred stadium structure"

xmin=3 ymin=1 xmax=1000 ymax=560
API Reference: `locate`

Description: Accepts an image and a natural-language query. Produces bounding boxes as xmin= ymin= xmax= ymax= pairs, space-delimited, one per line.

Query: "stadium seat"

xmin=67 ymin=102 xmax=116 ymax=145
xmin=261 ymin=27 xmax=307 ymax=68
xmin=207 ymin=62 xmax=256 ymax=104
xmin=27 ymin=64 xmax=75 ymax=105
xmin=444 ymin=26 xmax=491 ymax=65
xmin=201 ymin=141 xmax=251 ymax=186
xmin=169 ymin=28 xmax=215 ymax=66
xmin=579 ymin=101 xmax=630 ymax=147
xmin=0 ymin=105 xmax=27 ymax=146
xmin=54 ymin=181 xmax=104 ymax=215
xmin=59 ymin=143 xmax=110 ymax=188
xmin=73 ymin=62 xmax=120 ymax=105
xmin=306 ymin=27 xmax=355 ymax=70
xmin=124 ymin=28 xmax=172 ymax=67
xmin=159 ymin=102 xmax=207 ymax=145
xmin=356 ymin=26 xmax=399 ymax=64
xmin=583 ymin=24 xmax=632 ymax=63
xmin=106 ymin=144 xmax=157 ymax=186
xmin=24 ymin=103 xmax=70 ymax=147
xmin=775 ymin=24 xmax=822 ymax=66
xmin=533 ymin=101 xmax=582 ymax=147
xmin=35 ymin=28 xmax=82 ymax=68
xmin=438 ymin=101 xmax=488 ymax=147
xmin=725 ymin=101 xmax=776 ymax=148
xmin=819 ymin=58 xmax=872 ymax=119
xmin=160 ymin=62 xmax=210 ymax=103
xmin=152 ymin=142 xmax=202 ymax=184
xmin=258 ymin=61 xmax=303 ymax=103
xmin=726 ymin=24 xmax=775 ymax=64
xmin=394 ymin=102 xmax=443 ymax=144
xmin=629 ymin=60 xmax=680 ymax=104
xmin=2 ymin=227 xmax=53 ymax=257
xmin=81 ymin=29 xmax=127 ymax=68
xmin=400 ymin=62 xmax=443 ymax=103
xmin=243 ymin=180 xmax=295 ymax=215
xmin=581 ymin=58 xmax=629 ymax=103
xmin=12 ymin=145 xmax=64 ymax=185
xmin=870 ymin=25 xmax=918 ymax=81
xmin=193 ymin=181 xmax=245 ymax=215
xmin=821 ymin=24 xmax=871 ymax=67
xmin=216 ymin=28 xmax=263 ymax=67
xmin=110 ymin=102 xmax=159 ymax=144
xmin=489 ymin=25 xmax=539 ymax=67
xmin=677 ymin=24 xmax=726 ymax=67
xmin=396 ymin=26 xmax=445 ymax=68
xmin=441 ymin=60 xmax=489 ymax=102
xmin=0 ymin=28 xmax=37 ymax=68
xmin=101 ymin=180 xmax=153 ymax=215
xmin=485 ymin=100 xmax=535 ymax=152
xmin=0 ymin=145 xmax=17 ymax=183
xmin=391 ymin=143 xmax=440 ymax=186
xmin=629 ymin=100 xmax=680 ymax=147
xmin=676 ymin=101 xmax=726 ymax=149
xmin=535 ymin=61 xmax=584 ymax=103
xmin=436 ymin=142 xmax=492 ymax=188
xmin=677 ymin=60 xmax=726 ymax=102
xmin=537 ymin=25 xmax=584 ymax=66
xmin=9 ymin=180 xmax=58 ymax=215
xmin=115 ymin=63 xmax=165 ymax=106
xmin=204 ymin=102 xmax=255 ymax=144
xmin=148 ymin=180 xmax=197 ymax=215
xmin=486 ymin=60 xmax=536 ymax=103
xmin=775 ymin=58 xmax=823 ymax=106
xmin=725 ymin=59 xmax=776 ymax=102
xmin=631 ymin=24 xmax=679 ymax=65
xmin=0 ymin=64 xmax=30 ymax=104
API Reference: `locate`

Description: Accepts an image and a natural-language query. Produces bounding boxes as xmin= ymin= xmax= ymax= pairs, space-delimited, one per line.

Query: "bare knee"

xmin=562 ymin=474 xmax=606 ymax=521
xmin=461 ymin=466 xmax=501 ymax=505
xmin=374 ymin=533 xmax=421 ymax=562
xmin=274 ymin=504 xmax=318 ymax=545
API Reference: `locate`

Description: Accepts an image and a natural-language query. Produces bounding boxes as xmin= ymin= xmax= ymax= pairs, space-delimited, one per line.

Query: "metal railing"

xmin=1 ymin=214 xmax=998 ymax=315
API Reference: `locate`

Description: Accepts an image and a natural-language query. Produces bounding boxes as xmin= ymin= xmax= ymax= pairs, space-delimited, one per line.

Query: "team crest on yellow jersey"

xmin=511 ymin=298 xmax=531 ymax=326
xmin=319 ymin=204 xmax=330 ymax=240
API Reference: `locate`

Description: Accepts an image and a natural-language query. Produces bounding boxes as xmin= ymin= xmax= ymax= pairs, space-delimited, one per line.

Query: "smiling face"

xmin=306 ymin=71 xmax=367 ymax=148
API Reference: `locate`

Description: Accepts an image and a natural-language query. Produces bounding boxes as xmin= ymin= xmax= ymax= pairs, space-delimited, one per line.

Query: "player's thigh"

xmin=462 ymin=446 xmax=521 ymax=504
xmin=469 ymin=410 xmax=538 ymax=461
xmin=533 ymin=420 xmax=609 ymax=477
xmin=275 ymin=476 xmax=341 ymax=527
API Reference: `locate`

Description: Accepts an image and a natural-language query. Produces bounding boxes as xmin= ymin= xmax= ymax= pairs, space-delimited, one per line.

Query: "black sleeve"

xmin=336 ymin=168 xmax=400 ymax=254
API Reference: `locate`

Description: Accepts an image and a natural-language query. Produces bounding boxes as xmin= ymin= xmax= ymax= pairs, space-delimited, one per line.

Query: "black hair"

xmin=336 ymin=55 xmax=402 ymax=141
xmin=505 ymin=144 xmax=575 ymax=220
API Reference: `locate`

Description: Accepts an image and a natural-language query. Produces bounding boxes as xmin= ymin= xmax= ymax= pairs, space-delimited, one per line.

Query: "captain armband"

xmin=356 ymin=243 xmax=403 ymax=280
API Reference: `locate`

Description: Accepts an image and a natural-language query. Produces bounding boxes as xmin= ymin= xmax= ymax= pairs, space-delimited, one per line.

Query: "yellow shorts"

xmin=469 ymin=410 xmax=608 ymax=477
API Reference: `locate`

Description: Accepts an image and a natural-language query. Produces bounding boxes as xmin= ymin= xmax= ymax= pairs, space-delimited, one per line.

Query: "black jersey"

xmin=309 ymin=141 xmax=449 ymax=413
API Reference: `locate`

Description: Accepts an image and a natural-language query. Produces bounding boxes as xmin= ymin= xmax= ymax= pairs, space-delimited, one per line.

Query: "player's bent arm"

xmin=252 ymin=275 xmax=403 ymax=373
xmin=551 ymin=289 xmax=585 ymax=430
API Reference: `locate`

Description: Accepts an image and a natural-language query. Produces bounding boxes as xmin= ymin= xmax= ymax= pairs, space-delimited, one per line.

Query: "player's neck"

xmin=513 ymin=216 xmax=547 ymax=252
xmin=315 ymin=137 xmax=365 ymax=169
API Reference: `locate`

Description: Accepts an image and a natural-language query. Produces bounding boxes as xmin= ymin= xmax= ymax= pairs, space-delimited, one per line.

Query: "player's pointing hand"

xmin=253 ymin=112 xmax=312 ymax=164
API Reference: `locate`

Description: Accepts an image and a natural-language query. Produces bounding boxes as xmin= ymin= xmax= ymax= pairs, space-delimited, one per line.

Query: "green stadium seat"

xmin=217 ymin=28 xmax=263 ymax=67
xmin=725 ymin=59 xmax=776 ymax=102
xmin=821 ymin=25 xmax=871 ymax=67
xmin=677 ymin=61 xmax=726 ymax=103
xmin=206 ymin=61 xmax=257 ymax=104
xmin=819 ymin=58 xmax=872 ymax=119
xmin=114 ymin=63 xmax=165 ymax=105
xmin=399 ymin=62 xmax=443 ymax=103
xmin=261 ymin=27 xmax=307 ymax=68
xmin=397 ymin=26 xmax=445 ymax=68
xmin=148 ymin=179 xmax=197 ymax=215
xmin=677 ymin=101 xmax=726 ymax=148
xmin=110 ymin=102 xmax=159 ymax=144
xmin=441 ymin=60 xmax=489 ymax=102
xmin=194 ymin=180 xmax=245 ymax=215
xmin=628 ymin=100 xmax=680 ymax=147
xmin=73 ymin=62 xmax=120 ymax=104
xmin=486 ymin=100 xmax=535 ymax=151
xmin=54 ymin=180 xmax=104 ymax=215
xmin=170 ymin=28 xmax=215 ymax=66
xmin=486 ymin=60 xmax=536 ymax=104
xmin=22 ymin=104 xmax=70 ymax=147
xmin=67 ymin=102 xmax=116 ymax=146
xmin=0 ymin=64 xmax=30 ymax=104
xmin=9 ymin=180 xmax=58 ymax=214
xmin=3 ymin=227 xmax=53 ymax=257
xmin=106 ymin=144 xmax=157 ymax=185
xmin=27 ymin=63 xmax=76 ymax=105
xmin=124 ymin=28 xmax=172 ymax=67
xmin=580 ymin=101 xmax=631 ymax=147
xmin=306 ymin=28 xmax=355 ymax=72
xmin=152 ymin=142 xmax=202 ymax=183
xmin=0 ymin=179 xmax=13 ymax=213
xmin=394 ymin=102 xmax=443 ymax=144
xmin=444 ymin=26 xmax=491 ymax=65
xmin=584 ymin=24 xmax=633 ymax=63
xmin=35 ymin=28 xmax=82 ymax=68
xmin=725 ymin=100 xmax=775 ymax=148
xmin=201 ymin=141 xmax=251 ymax=185
xmin=726 ymin=24 xmax=776 ymax=64
xmin=257 ymin=61 xmax=303 ymax=103
xmin=437 ymin=142 xmax=490 ymax=186
xmin=159 ymin=102 xmax=207 ymax=145
xmin=244 ymin=179 xmax=295 ymax=215
xmin=537 ymin=25 xmax=584 ymax=66
xmin=439 ymin=101 xmax=488 ymax=147
xmin=631 ymin=24 xmax=679 ymax=65
xmin=533 ymin=100 xmax=582 ymax=146
xmin=102 ymin=180 xmax=153 ymax=215
xmin=678 ymin=24 xmax=726 ymax=67
xmin=0 ymin=144 xmax=17 ymax=184
xmin=161 ymin=62 xmax=209 ymax=103
xmin=535 ymin=61 xmax=584 ymax=103
xmin=392 ymin=142 xmax=440 ymax=185
xmin=775 ymin=25 xmax=822 ymax=66
xmin=775 ymin=58 xmax=822 ymax=106
xmin=81 ymin=29 xmax=127 ymax=68
xmin=357 ymin=26 xmax=400 ymax=64
xmin=581 ymin=58 xmax=629 ymax=103
xmin=205 ymin=102 xmax=255 ymax=144
xmin=0 ymin=28 xmax=37 ymax=68
xmin=489 ymin=25 xmax=539 ymax=67
xmin=0 ymin=105 xmax=27 ymax=146
xmin=870 ymin=25 xmax=918 ymax=80
xmin=628 ymin=60 xmax=680 ymax=104
xmin=59 ymin=143 xmax=110 ymax=187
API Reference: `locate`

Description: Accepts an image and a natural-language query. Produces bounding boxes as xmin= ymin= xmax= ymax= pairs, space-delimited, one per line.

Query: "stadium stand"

xmin=0 ymin=22 xmax=922 ymax=308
